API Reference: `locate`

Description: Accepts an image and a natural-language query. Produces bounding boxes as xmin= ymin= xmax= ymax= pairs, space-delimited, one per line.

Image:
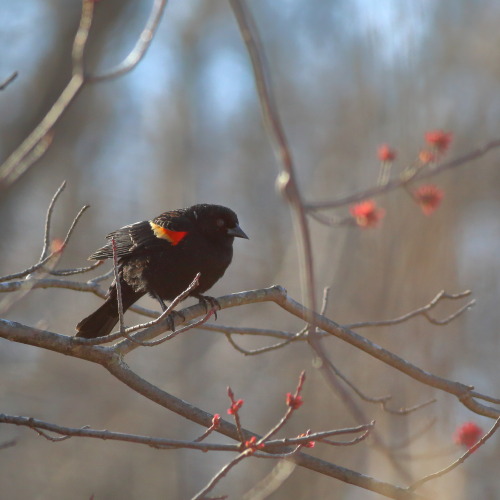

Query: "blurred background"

xmin=1 ymin=0 xmax=500 ymax=498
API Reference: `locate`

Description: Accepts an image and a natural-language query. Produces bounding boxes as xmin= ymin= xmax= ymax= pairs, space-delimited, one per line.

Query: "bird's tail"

xmin=75 ymin=282 xmax=144 ymax=339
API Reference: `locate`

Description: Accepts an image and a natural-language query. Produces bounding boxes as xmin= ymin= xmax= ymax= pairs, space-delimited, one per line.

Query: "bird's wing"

xmin=88 ymin=210 xmax=192 ymax=260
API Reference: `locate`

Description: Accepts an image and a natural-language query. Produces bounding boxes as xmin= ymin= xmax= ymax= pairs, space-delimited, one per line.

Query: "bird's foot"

xmin=166 ymin=310 xmax=186 ymax=332
xmin=196 ymin=295 xmax=220 ymax=320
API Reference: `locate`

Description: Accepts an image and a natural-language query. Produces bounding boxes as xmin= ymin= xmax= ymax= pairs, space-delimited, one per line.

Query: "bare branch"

xmin=325 ymin=357 xmax=392 ymax=404
xmin=383 ymin=399 xmax=437 ymax=416
xmin=229 ymin=0 xmax=317 ymax=332
xmin=192 ymin=451 xmax=250 ymax=500
xmin=0 ymin=3 xmax=94 ymax=187
xmin=71 ymin=0 xmax=95 ymax=77
xmin=319 ymin=427 xmax=372 ymax=447
xmin=0 ymin=413 xmax=237 ymax=452
xmin=468 ymin=391 xmax=500 ymax=405
xmin=48 ymin=260 xmax=104 ymax=276
xmin=224 ymin=330 xmax=304 ymax=356
xmin=88 ymin=0 xmax=168 ymax=82
xmin=309 ymin=211 xmax=352 ymax=228
xmin=320 ymin=286 xmax=331 ymax=316
xmin=345 ymin=290 xmax=474 ymax=329
xmin=0 ymin=203 xmax=89 ymax=283
xmin=40 ymin=181 xmax=67 ymax=261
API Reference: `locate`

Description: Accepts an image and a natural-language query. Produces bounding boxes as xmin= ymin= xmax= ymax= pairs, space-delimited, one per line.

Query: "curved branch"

xmin=88 ymin=0 xmax=168 ymax=82
xmin=1 ymin=286 xmax=498 ymax=419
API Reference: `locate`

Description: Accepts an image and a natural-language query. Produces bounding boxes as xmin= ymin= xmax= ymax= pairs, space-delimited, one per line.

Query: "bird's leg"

xmin=193 ymin=294 xmax=220 ymax=320
xmin=151 ymin=291 xmax=185 ymax=331
xmin=151 ymin=291 xmax=168 ymax=312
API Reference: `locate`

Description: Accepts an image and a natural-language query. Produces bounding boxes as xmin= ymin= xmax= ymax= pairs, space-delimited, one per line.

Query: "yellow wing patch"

xmin=149 ymin=222 xmax=188 ymax=245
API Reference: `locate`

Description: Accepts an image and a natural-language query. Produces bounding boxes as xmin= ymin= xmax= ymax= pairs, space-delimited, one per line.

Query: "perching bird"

xmin=75 ymin=204 xmax=248 ymax=338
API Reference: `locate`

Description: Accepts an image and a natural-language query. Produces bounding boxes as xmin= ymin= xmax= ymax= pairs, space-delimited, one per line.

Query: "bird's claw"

xmin=166 ymin=310 xmax=186 ymax=332
xmin=196 ymin=295 xmax=220 ymax=320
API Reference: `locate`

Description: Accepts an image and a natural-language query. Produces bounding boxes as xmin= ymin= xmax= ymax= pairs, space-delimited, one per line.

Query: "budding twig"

xmin=409 ymin=417 xmax=500 ymax=491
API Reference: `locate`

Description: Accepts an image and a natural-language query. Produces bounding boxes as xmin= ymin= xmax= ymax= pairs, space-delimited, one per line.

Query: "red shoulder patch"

xmin=149 ymin=222 xmax=188 ymax=245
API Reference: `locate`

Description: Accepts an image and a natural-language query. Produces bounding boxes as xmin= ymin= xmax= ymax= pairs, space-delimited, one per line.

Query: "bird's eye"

xmin=216 ymin=218 xmax=225 ymax=228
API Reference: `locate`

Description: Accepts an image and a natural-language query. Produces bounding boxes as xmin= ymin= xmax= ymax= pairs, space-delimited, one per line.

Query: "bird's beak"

xmin=228 ymin=224 xmax=249 ymax=239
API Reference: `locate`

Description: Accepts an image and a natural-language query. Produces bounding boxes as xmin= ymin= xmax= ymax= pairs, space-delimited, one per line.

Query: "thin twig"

xmin=0 ymin=71 xmax=18 ymax=90
xmin=34 ymin=426 xmax=83 ymax=442
xmin=227 ymin=387 xmax=245 ymax=444
xmin=61 ymin=204 xmax=90 ymax=250
xmin=408 ymin=417 xmax=500 ymax=491
xmin=423 ymin=301 xmax=475 ymax=325
xmin=383 ymin=399 xmax=437 ymax=416
xmin=0 ymin=2 xmax=94 ymax=188
xmin=320 ymin=286 xmax=331 ymax=316
xmin=49 ymin=260 xmax=104 ymax=276
xmin=325 ymin=358 xmax=436 ymax=418
xmin=320 ymin=427 xmax=372 ymax=446
xmin=40 ymin=181 xmax=67 ymax=261
xmin=0 ymin=204 xmax=89 ymax=282
xmin=259 ymin=424 xmax=374 ymax=449
xmin=468 ymin=391 xmax=500 ymax=405
xmin=88 ymin=0 xmax=168 ymax=82
xmin=259 ymin=371 xmax=306 ymax=444
xmin=204 ymin=323 xmax=308 ymax=340
xmin=111 ymin=237 xmax=125 ymax=333
xmin=0 ymin=414 xmax=238 ymax=452
xmin=345 ymin=290 xmax=474 ymax=329
xmin=224 ymin=330 xmax=305 ymax=356
xmin=309 ymin=211 xmax=352 ymax=228
xmin=191 ymin=452 xmax=250 ymax=500
xmin=326 ymin=357 xmax=391 ymax=404
xmin=252 ymin=444 xmax=303 ymax=459
xmin=0 ymin=197 xmax=89 ymax=313
xmin=194 ymin=415 xmax=221 ymax=443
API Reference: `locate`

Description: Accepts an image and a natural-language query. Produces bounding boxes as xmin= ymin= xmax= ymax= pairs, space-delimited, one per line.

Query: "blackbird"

xmin=75 ymin=204 xmax=248 ymax=338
